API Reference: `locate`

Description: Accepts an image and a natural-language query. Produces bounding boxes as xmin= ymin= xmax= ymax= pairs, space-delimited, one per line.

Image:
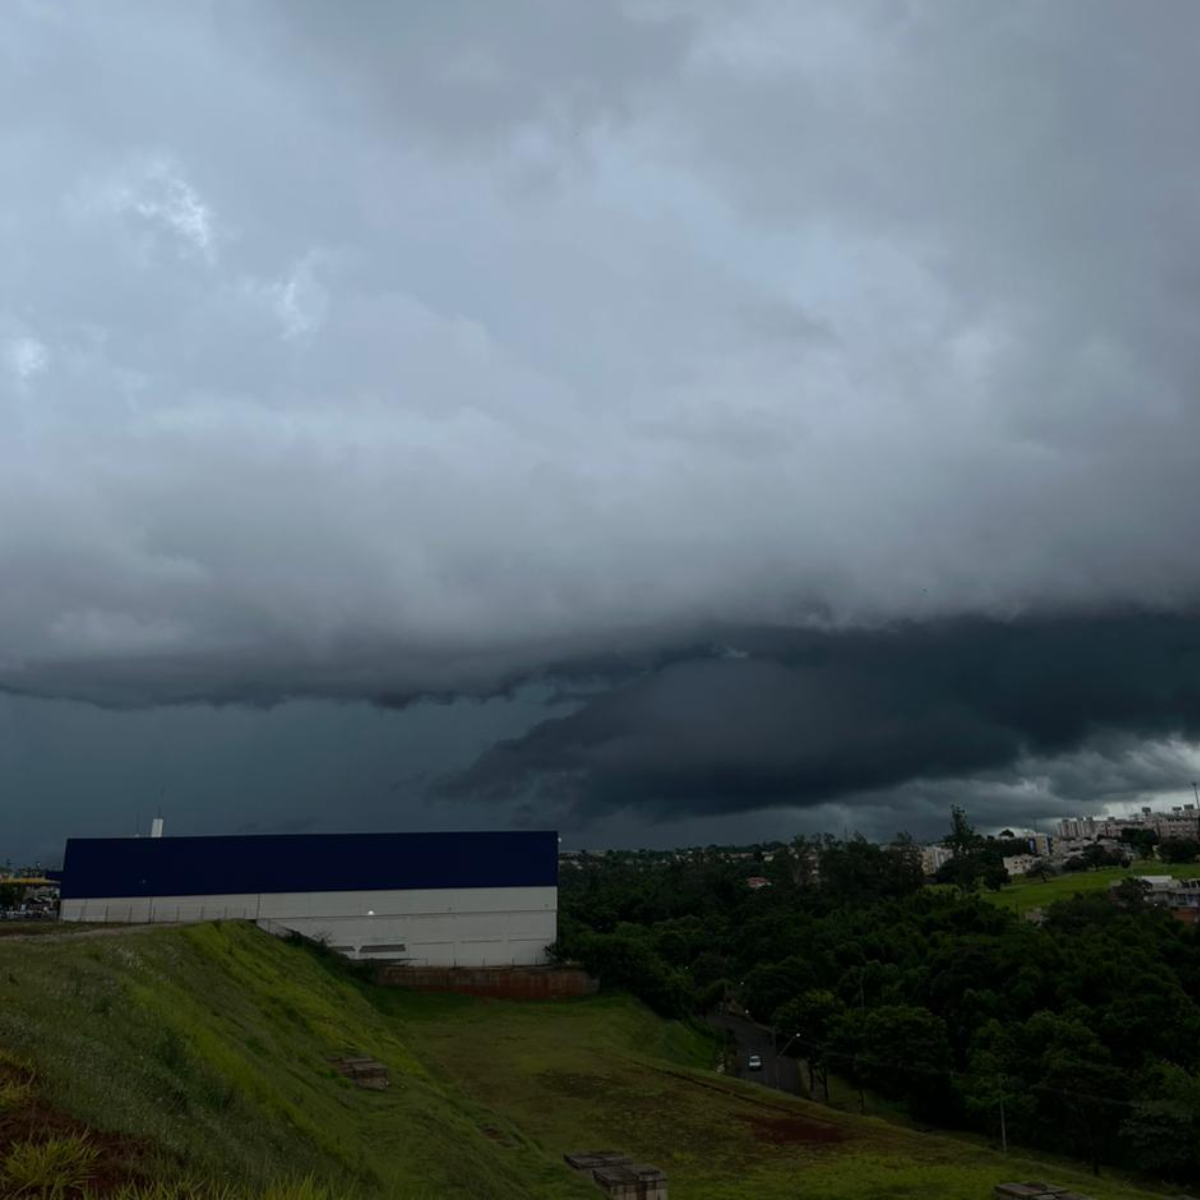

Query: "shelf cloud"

xmin=2 ymin=2 xmax=1199 ymax=846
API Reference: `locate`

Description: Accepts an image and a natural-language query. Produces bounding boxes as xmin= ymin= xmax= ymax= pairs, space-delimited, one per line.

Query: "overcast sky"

xmin=3 ymin=1 xmax=1200 ymax=863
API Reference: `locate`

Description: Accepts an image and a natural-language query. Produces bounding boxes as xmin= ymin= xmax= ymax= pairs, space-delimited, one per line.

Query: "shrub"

xmin=109 ymin=1182 xmax=238 ymax=1200
xmin=0 ymin=1077 xmax=33 ymax=1111
xmin=259 ymin=1179 xmax=341 ymax=1200
xmin=2 ymin=1135 xmax=101 ymax=1199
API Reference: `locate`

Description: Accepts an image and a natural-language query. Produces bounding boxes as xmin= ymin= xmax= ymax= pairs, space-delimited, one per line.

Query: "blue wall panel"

xmin=61 ymin=830 xmax=558 ymax=899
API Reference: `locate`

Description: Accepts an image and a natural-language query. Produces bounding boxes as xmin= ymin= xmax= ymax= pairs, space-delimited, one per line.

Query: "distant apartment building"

xmin=1003 ymin=855 xmax=1039 ymax=877
xmin=1059 ymin=806 xmax=1200 ymax=843
xmin=1144 ymin=806 xmax=1200 ymax=840
xmin=1057 ymin=817 xmax=1096 ymax=840
xmin=1113 ymin=875 xmax=1200 ymax=924
xmin=921 ymin=845 xmax=954 ymax=875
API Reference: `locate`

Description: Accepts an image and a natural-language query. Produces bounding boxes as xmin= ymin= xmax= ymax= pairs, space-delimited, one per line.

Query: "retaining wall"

xmin=377 ymin=964 xmax=599 ymax=1000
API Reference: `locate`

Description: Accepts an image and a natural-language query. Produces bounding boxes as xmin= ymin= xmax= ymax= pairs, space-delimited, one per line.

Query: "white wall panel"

xmin=60 ymin=886 xmax=557 ymax=966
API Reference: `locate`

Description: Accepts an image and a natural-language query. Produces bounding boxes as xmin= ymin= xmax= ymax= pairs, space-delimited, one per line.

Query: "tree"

xmin=937 ymin=808 xmax=1006 ymax=893
xmin=1119 ymin=827 xmax=1159 ymax=860
xmin=1159 ymin=838 xmax=1200 ymax=864
xmin=742 ymin=956 xmax=808 ymax=1024
xmin=842 ymin=1004 xmax=955 ymax=1120
xmin=889 ymin=832 xmax=927 ymax=894
xmin=1121 ymin=1061 xmax=1200 ymax=1179
xmin=0 ymin=883 xmax=17 ymax=912
xmin=775 ymin=989 xmax=846 ymax=1101
xmin=789 ymin=834 xmax=820 ymax=888
xmin=961 ymin=1021 xmax=1035 ymax=1151
xmin=945 ymin=806 xmax=983 ymax=858
xmin=557 ymin=829 xmax=1200 ymax=1176
xmin=1111 ymin=877 xmax=1150 ymax=910
xmin=1023 ymin=1012 xmax=1127 ymax=1176
xmin=982 ymin=861 xmax=1010 ymax=891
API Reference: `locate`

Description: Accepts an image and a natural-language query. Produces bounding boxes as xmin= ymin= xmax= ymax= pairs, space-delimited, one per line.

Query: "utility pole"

xmin=1192 ymin=781 xmax=1199 ymax=806
xmin=999 ymin=1093 xmax=1007 ymax=1153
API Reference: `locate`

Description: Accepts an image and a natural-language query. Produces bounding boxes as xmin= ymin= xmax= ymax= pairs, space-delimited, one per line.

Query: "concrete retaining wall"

xmin=377 ymin=964 xmax=599 ymax=1000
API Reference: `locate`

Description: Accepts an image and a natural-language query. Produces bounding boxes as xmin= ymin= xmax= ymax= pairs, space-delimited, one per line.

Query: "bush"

xmin=2 ymin=1135 xmax=100 ymax=1199
xmin=1159 ymin=838 xmax=1200 ymax=864
xmin=0 ymin=1077 xmax=33 ymax=1111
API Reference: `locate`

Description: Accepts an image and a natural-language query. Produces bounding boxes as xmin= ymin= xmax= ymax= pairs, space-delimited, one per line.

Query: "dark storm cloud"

xmin=2 ymin=2 xmax=1200 ymax=845
xmin=443 ymin=613 xmax=1200 ymax=820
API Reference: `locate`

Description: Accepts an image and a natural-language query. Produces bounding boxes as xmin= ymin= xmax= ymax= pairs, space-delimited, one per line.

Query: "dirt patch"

xmin=480 ymin=1124 xmax=518 ymax=1148
xmin=736 ymin=1111 xmax=850 ymax=1146
xmin=0 ymin=1062 xmax=159 ymax=1196
xmin=0 ymin=923 xmax=171 ymax=943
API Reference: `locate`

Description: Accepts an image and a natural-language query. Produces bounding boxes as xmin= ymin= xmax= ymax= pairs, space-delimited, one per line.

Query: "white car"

xmin=747 ymin=1054 xmax=763 ymax=1071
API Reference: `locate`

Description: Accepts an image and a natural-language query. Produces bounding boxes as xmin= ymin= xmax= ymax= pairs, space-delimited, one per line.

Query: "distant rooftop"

xmin=60 ymin=830 xmax=559 ymax=900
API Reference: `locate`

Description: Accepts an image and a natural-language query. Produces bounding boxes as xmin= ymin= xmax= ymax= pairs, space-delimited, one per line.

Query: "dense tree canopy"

xmin=554 ymin=823 xmax=1200 ymax=1185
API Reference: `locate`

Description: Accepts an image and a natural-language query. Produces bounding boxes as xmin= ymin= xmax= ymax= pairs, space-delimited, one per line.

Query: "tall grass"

xmin=0 ymin=922 xmax=590 ymax=1198
xmin=2 ymin=1135 xmax=100 ymax=1199
xmin=109 ymin=1178 xmax=346 ymax=1200
xmin=0 ymin=1076 xmax=33 ymax=1110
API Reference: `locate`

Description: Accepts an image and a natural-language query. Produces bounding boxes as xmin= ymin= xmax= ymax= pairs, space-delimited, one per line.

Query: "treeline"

xmin=553 ymin=819 xmax=1200 ymax=1184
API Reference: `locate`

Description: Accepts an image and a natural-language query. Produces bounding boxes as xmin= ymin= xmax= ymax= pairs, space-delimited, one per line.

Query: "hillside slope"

xmin=0 ymin=923 xmax=593 ymax=1198
xmin=0 ymin=923 xmax=1168 ymax=1199
xmin=982 ymin=860 xmax=1199 ymax=913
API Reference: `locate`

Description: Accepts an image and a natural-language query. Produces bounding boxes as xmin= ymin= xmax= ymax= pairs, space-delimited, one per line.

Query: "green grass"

xmin=2 ymin=1134 xmax=101 ymax=1198
xmin=0 ymin=922 xmax=1173 ymax=1199
xmin=0 ymin=923 xmax=593 ymax=1199
xmin=982 ymin=860 xmax=1200 ymax=913
xmin=378 ymin=989 xmax=1162 ymax=1199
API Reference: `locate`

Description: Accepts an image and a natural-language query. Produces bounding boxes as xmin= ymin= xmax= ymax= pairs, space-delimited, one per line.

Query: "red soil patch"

xmin=0 ymin=1061 xmax=157 ymax=1196
xmin=736 ymin=1111 xmax=850 ymax=1145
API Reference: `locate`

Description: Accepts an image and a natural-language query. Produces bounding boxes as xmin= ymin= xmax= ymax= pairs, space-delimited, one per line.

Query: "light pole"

xmin=776 ymin=1032 xmax=802 ymax=1095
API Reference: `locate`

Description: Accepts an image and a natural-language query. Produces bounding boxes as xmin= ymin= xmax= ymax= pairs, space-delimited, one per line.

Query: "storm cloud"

xmin=443 ymin=614 xmax=1200 ymax=820
xmin=3 ymin=2 xmax=1200 ymax=845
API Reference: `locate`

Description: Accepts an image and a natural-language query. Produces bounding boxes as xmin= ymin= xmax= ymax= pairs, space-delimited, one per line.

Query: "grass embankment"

xmin=0 ymin=922 xmax=593 ymax=1199
xmin=380 ymin=989 xmax=1162 ymax=1200
xmin=0 ymin=923 xmax=1169 ymax=1199
xmin=982 ymin=860 xmax=1200 ymax=914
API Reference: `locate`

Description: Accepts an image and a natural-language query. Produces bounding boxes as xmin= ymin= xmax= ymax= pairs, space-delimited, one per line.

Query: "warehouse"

xmin=58 ymin=829 xmax=558 ymax=966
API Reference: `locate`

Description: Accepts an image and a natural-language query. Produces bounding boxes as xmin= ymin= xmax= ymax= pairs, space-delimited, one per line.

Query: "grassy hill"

xmin=0 ymin=923 xmax=593 ymax=1200
xmin=0 ymin=923 xmax=1171 ymax=1199
xmin=981 ymin=860 xmax=1200 ymax=914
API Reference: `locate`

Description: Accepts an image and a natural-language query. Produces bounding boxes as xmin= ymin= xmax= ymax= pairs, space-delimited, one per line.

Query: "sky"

xmin=3 ymin=1 xmax=1200 ymax=864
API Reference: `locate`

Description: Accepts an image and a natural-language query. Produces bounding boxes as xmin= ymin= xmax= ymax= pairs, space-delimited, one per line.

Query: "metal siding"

xmin=59 ymin=885 xmax=558 ymax=967
xmin=60 ymin=830 xmax=558 ymax=900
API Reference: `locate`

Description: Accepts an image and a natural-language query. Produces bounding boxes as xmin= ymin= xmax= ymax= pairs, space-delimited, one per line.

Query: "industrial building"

xmin=59 ymin=829 xmax=558 ymax=966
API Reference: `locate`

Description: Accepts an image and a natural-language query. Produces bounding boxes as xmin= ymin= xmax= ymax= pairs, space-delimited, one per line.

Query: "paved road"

xmin=709 ymin=1011 xmax=803 ymax=1097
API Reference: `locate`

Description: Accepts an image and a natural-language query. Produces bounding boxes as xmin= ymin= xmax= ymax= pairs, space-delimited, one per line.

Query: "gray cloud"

xmin=2 ymin=3 xmax=1200 ymax=844
xmin=443 ymin=614 xmax=1200 ymax=820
